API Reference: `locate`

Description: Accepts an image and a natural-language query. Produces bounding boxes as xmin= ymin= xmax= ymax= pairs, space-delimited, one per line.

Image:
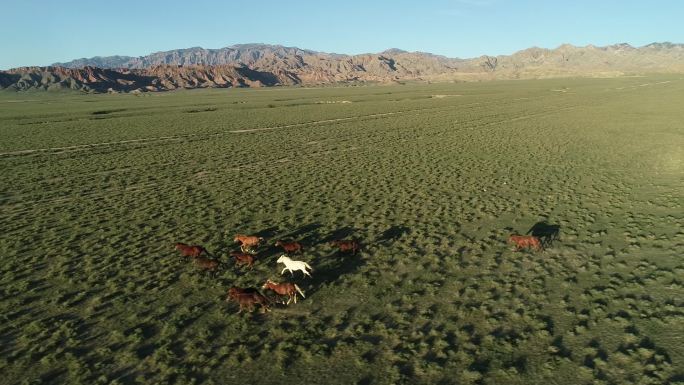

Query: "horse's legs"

xmin=281 ymin=267 xmax=288 ymax=275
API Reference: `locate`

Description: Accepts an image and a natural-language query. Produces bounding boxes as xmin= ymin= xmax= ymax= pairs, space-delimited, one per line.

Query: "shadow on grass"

xmin=526 ymin=221 xmax=560 ymax=247
xmin=300 ymin=226 xmax=368 ymax=296
xmin=377 ymin=225 xmax=410 ymax=245
xmin=281 ymin=222 xmax=324 ymax=243
xmin=256 ymin=223 xmax=324 ymax=261
xmin=304 ymin=254 xmax=366 ymax=297
xmin=320 ymin=226 xmax=358 ymax=243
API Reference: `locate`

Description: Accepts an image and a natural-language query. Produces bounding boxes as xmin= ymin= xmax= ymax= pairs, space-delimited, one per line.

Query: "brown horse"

xmin=508 ymin=235 xmax=543 ymax=252
xmin=234 ymin=234 xmax=264 ymax=252
xmin=230 ymin=251 xmax=255 ymax=269
xmin=275 ymin=240 xmax=304 ymax=255
xmin=192 ymin=256 xmax=221 ymax=272
xmin=228 ymin=286 xmax=259 ymax=295
xmin=174 ymin=243 xmax=207 ymax=258
xmin=262 ymin=279 xmax=305 ymax=305
xmin=226 ymin=287 xmax=270 ymax=313
xmin=330 ymin=239 xmax=360 ymax=255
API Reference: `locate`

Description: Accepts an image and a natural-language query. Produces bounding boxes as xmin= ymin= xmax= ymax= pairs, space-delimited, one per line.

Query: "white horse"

xmin=276 ymin=255 xmax=313 ymax=278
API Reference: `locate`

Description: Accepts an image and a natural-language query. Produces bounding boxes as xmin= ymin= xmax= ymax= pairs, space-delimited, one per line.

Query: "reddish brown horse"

xmin=262 ymin=279 xmax=305 ymax=305
xmin=508 ymin=235 xmax=543 ymax=252
xmin=234 ymin=234 xmax=264 ymax=252
xmin=330 ymin=239 xmax=360 ymax=255
xmin=226 ymin=287 xmax=270 ymax=313
xmin=275 ymin=240 xmax=303 ymax=254
xmin=174 ymin=243 xmax=207 ymax=258
xmin=230 ymin=251 xmax=255 ymax=269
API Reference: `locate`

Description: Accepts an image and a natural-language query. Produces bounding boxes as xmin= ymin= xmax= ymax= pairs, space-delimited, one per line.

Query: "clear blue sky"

xmin=1 ymin=0 xmax=682 ymax=69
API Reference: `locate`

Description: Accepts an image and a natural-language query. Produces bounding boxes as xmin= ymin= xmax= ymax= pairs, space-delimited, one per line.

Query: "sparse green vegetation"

xmin=1 ymin=76 xmax=682 ymax=385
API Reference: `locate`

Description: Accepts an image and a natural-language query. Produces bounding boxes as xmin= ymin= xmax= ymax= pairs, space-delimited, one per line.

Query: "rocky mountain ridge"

xmin=2 ymin=42 xmax=683 ymax=92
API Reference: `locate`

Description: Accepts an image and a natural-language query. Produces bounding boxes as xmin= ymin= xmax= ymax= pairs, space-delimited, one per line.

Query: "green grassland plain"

xmin=0 ymin=76 xmax=682 ymax=385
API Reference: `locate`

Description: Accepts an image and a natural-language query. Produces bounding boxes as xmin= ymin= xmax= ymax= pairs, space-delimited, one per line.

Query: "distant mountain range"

xmin=2 ymin=42 xmax=683 ymax=92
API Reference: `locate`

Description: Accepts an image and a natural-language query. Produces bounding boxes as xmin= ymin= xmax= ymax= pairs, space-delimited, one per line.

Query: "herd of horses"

xmin=175 ymin=224 xmax=558 ymax=314
xmin=174 ymin=234 xmax=361 ymax=313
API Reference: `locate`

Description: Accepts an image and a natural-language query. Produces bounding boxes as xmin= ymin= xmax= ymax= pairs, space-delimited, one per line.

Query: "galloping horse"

xmin=276 ymin=255 xmax=313 ymax=278
xmin=262 ymin=279 xmax=305 ymax=305
xmin=508 ymin=235 xmax=543 ymax=252
xmin=230 ymin=251 xmax=255 ymax=269
xmin=234 ymin=234 xmax=264 ymax=253
xmin=275 ymin=240 xmax=304 ymax=255
xmin=330 ymin=239 xmax=360 ymax=255
xmin=226 ymin=287 xmax=270 ymax=313
xmin=174 ymin=243 xmax=208 ymax=258
xmin=192 ymin=256 xmax=221 ymax=273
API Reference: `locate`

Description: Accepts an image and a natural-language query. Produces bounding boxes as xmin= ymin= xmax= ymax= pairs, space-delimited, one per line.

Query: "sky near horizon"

xmin=1 ymin=0 xmax=682 ymax=69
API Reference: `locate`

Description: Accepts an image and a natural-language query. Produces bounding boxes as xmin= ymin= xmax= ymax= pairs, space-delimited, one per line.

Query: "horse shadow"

xmin=253 ymin=226 xmax=280 ymax=239
xmin=280 ymin=222 xmax=324 ymax=244
xmin=258 ymin=222 xmax=324 ymax=261
xmin=377 ymin=225 xmax=411 ymax=246
xmin=303 ymin=252 xmax=365 ymax=297
xmin=319 ymin=225 xmax=358 ymax=243
xmin=527 ymin=221 xmax=561 ymax=247
xmin=298 ymin=226 xmax=366 ymax=296
xmin=271 ymin=222 xmax=323 ymax=244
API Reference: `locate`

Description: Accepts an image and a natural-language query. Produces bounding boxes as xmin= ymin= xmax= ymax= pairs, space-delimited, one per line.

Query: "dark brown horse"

xmin=230 ymin=251 xmax=255 ymax=269
xmin=330 ymin=239 xmax=360 ymax=255
xmin=192 ymin=256 xmax=221 ymax=272
xmin=226 ymin=287 xmax=270 ymax=313
xmin=508 ymin=235 xmax=543 ymax=252
xmin=174 ymin=243 xmax=207 ymax=258
xmin=262 ymin=279 xmax=305 ymax=305
xmin=275 ymin=240 xmax=304 ymax=255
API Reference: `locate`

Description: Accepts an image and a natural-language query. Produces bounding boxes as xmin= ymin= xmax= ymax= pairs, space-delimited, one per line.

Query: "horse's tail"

xmin=294 ymin=284 xmax=305 ymax=298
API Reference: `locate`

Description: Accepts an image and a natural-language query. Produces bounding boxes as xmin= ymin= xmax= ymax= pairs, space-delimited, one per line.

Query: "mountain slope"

xmin=0 ymin=65 xmax=289 ymax=92
xmin=3 ymin=42 xmax=684 ymax=92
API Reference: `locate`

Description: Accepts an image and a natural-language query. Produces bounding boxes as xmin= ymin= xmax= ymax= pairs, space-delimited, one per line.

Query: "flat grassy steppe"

xmin=1 ymin=77 xmax=682 ymax=385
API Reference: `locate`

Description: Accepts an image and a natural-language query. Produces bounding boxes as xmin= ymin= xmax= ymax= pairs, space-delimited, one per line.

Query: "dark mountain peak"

xmin=644 ymin=42 xmax=683 ymax=50
xmin=381 ymin=48 xmax=408 ymax=55
xmin=609 ymin=42 xmax=635 ymax=50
